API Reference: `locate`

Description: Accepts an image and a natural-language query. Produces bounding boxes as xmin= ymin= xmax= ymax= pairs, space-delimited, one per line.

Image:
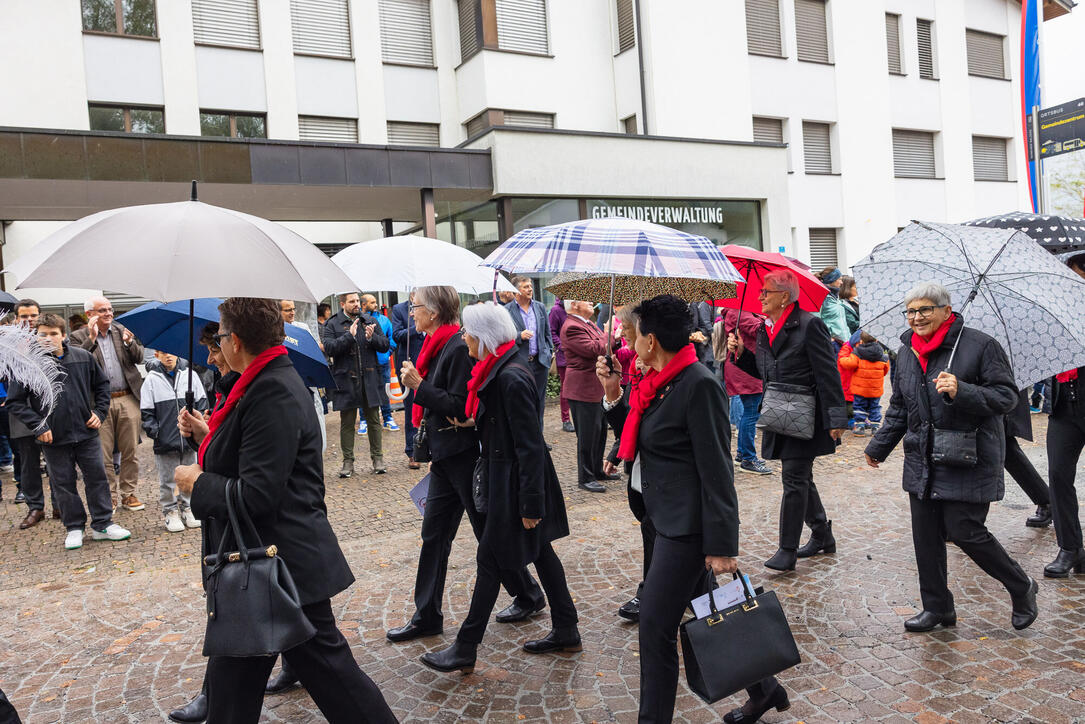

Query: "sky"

xmin=1042 ymin=7 xmax=1084 ymax=104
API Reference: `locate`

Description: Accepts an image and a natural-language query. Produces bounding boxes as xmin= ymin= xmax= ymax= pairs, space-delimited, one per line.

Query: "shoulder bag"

xmin=913 ymin=365 xmax=977 ymax=468
xmin=756 ymin=381 xmax=816 ymax=440
xmin=413 ymin=418 xmax=432 ymax=463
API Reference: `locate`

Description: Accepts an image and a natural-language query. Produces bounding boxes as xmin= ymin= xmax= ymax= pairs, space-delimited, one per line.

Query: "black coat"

xmin=604 ymin=360 xmax=739 ymax=556
xmin=412 ymin=334 xmax=479 ymax=462
xmin=475 ymin=349 xmax=569 ymax=570
xmin=734 ymin=304 xmax=847 ymax=459
xmin=322 ymin=310 xmax=390 ymax=410
xmin=190 ymin=356 xmax=353 ymax=606
xmin=865 ymin=316 xmax=1018 ymax=503
xmin=390 ymin=300 xmax=424 ymax=365
xmin=8 ymin=343 xmax=110 ymax=447
xmin=1004 ymin=390 xmax=1033 ymax=441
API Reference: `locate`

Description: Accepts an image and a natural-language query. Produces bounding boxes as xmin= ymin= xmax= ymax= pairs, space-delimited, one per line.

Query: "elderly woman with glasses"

xmin=727 ymin=269 xmax=848 ymax=573
xmin=864 ymin=282 xmax=1037 ymax=633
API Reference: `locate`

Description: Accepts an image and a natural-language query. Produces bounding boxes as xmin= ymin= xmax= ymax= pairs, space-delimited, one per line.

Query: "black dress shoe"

xmin=723 ymin=684 xmax=790 ymax=723
xmin=545 ymin=442 xmax=554 ymax=451
xmin=796 ymin=520 xmax=836 ymax=558
xmin=617 ymin=596 xmax=640 ymax=622
xmin=419 ymin=640 xmax=477 ymax=674
xmin=13 ymin=490 xmax=26 ymax=504
xmin=599 ymin=472 xmax=621 ymax=481
xmin=1026 ymin=505 xmax=1052 ymax=528
xmin=386 ymin=621 xmax=443 ymax=642
xmin=763 ymin=548 xmax=797 ymax=571
xmin=904 ymin=610 xmax=957 ymax=632
xmin=1011 ymin=578 xmax=1039 ymax=630
xmin=578 ymin=480 xmax=606 ymax=493
xmin=265 ymin=666 xmax=300 ymax=694
xmin=523 ymin=627 xmax=582 ymax=654
xmin=562 ymin=421 xmax=576 ymax=433
xmin=168 ymin=693 xmax=207 ymax=723
xmin=495 ymin=600 xmax=545 ymax=623
xmin=1044 ymin=547 xmax=1085 ymax=578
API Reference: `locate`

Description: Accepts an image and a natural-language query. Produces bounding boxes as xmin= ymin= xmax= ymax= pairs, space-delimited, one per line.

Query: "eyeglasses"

xmin=93 ymin=307 xmax=114 ymax=314
xmin=758 ymin=288 xmax=785 ymax=298
xmin=410 ymin=303 xmax=428 ymax=311
xmin=212 ymin=331 xmax=231 ymax=343
xmin=901 ymin=305 xmax=946 ymax=319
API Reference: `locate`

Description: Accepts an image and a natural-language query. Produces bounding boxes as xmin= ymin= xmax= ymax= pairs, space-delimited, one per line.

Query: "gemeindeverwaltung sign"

xmin=590 ymin=203 xmax=725 ymax=225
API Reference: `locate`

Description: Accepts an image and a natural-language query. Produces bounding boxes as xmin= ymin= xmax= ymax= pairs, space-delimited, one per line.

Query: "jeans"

xmin=154 ymin=449 xmax=194 ymax=514
xmin=853 ymin=395 xmax=883 ymax=426
xmin=0 ymin=406 xmax=13 ymax=466
xmin=731 ymin=392 xmax=763 ymax=462
xmin=41 ymin=436 xmax=114 ymax=532
xmin=378 ymin=365 xmax=392 ymax=420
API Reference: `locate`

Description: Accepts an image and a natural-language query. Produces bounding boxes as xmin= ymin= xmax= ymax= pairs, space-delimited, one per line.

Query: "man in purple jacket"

xmin=549 ymin=298 xmax=575 ymax=433
xmin=720 ymin=309 xmax=773 ymax=475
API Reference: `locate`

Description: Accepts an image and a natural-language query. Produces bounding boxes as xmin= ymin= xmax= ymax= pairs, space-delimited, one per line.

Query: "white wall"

xmin=295 ymin=57 xmax=360 ymax=119
xmin=383 ymin=66 xmax=441 ymax=123
xmin=83 ymin=35 xmax=165 ymax=106
xmin=195 ymin=47 xmax=267 ymax=112
xmin=158 ymin=0 xmax=201 ymax=135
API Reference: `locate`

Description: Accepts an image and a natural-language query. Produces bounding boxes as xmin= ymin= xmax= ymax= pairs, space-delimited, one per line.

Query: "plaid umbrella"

xmin=544 ymin=272 xmax=736 ymax=305
xmin=963 ymin=212 xmax=1085 ymax=255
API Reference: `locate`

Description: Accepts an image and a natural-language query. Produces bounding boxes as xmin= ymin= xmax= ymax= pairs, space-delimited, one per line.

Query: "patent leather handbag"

xmin=756 ymin=382 xmax=817 ymax=440
xmin=413 ymin=418 xmax=432 ymax=463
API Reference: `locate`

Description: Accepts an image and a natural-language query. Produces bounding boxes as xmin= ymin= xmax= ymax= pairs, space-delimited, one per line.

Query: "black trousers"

xmin=630 ymin=490 xmax=654 ymax=598
xmin=205 ymin=599 xmax=395 ymax=724
xmin=410 ymin=448 xmax=543 ymax=628
xmin=1004 ymin=436 xmax=1050 ymax=506
xmin=779 ymin=457 xmax=828 ymax=550
xmin=569 ymin=399 xmax=607 ymax=486
xmin=41 ymin=437 xmax=113 ymax=532
xmin=528 ymin=358 xmax=549 ymax=433
xmin=1047 ymin=413 xmax=1085 ymax=550
xmin=908 ymin=494 xmax=1031 ymax=614
xmin=13 ymin=436 xmax=52 ymax=511
xmin=0 ymin=686 xmax=21 ymax=724
xmin=638 ymin=533 xmax=773 ymax=723
xmin=457 ymin=541 xmax=578 ymax=645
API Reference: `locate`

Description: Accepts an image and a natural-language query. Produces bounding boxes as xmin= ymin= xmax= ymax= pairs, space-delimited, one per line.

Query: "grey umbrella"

xmin=853 ymin=221 xmax=1085 ymax=389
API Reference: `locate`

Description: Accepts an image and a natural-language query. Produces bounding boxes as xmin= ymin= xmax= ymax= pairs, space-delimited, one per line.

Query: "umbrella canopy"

xmin=714 ymin=245 xmax=829 ymax=312
xmin=332 ymin=235 xmax=516 ymax=296
xmin=0 ymin=290 xmax=20 ymax=313
xmin=963 ymin=212 xmax=1085 ymax=255
xmin=544 ymin=272 xmax=736 ymax=305
xmin=853 ymin=221 xmax=1085 ymax=389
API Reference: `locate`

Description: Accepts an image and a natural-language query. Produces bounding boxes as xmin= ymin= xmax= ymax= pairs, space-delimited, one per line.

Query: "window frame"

xmin=794 ymin=0 xmax=832 ymax=65
xmin=615 ymin=0 xmax=636 ymax=55
xmin=801 ymin=120 xmax=834 ymax=175
xmin=622 ymin=114 xmax=638 ymax=135
xmin=81 ymin=0 xmax=159 ymax=40
xmin=965 ymin=28 xmax=1008 ymax=81
xmin=292 ymin=0 xmax=355 ymax=61
xmin=885 ymin=12 xmax=903 ymax=75
xmin=891 ymin=128 xmax=939 ymax=180
xmin=916 ymin=18 xmax=937 ymax=80
xmin=971 ymin=135 xmax=1011 ymax=182
xmin=745 ymin=0 xmax=785 ymax=59
xmin=191 ymin=0 xmax=263 ymax=51
xmin=199 ymin=110 xmax=268 ymax=139
xmin=378 ymin=0 xmax=434 ymax=67
xmin=88 ymin=103 xmax=166 ymax=134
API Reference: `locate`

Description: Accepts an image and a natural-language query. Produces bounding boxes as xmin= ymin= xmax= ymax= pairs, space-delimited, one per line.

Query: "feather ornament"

xmin=0 ymin=325 xmax=65 ymax=416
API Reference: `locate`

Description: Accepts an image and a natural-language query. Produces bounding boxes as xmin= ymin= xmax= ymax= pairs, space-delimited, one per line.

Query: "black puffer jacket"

xmin=865 ymin=315 xmax=1018 ymax=503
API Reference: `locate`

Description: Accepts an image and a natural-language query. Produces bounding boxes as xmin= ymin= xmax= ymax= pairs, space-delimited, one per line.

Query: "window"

xmin=616 ymin=0 xmax=635 ymax=53
xmin=379 ymin=0 xmax=433 ymax=65
xmin=387 ymin=122 xmax=440 ymax=146
xmin=795 ymin=0 xmax=829 ymax=63
xmin=495 ymin=0 xmax=549 ymax=54
xmin=916 ymin=19 xmax=935 ymax=79
xmin=802 ymin=121 xmax=832 ymax=174
xmin=291 ymin=0 xmax=351 ymax=58
xmin=465 ymin=112 xmax=489 ymax=138
xmin=892 ymin=129 xmax=936 ymax=178
xmin=89 ymin=104 xmax=164 ymax=133
xmin=886 ymin=13 xmax=901 ymax=74
xmin=966 ymin=29 xmax=1006 ymax=79
xmin=502 ymin=111 xmax=554 ymax=128
xmin=972 ymin=136 xmax=1009 ymax=181
xmin=200 ymin=111 xmax=266 ymax=138
xmin=622 ymin=115 xmax=638 ymax=135
xmin=299 ymin=116 xmax=358 ymax=142
xmin=808 ymin=228 xmax=838 ymax=269
xmin=745 ymin=0 xmax=782 ymax=57
xmin=464 ymin=109 xmax=553 ymax=137
xmin=81 ymin=0 xmax=157 ymax=37
xmin=458 ymin=0 xmax=480 ymax=61
xmin=752 ymin=116 xmax=784 ymax=144
xmin=192 ymin=0 xmax=260 ymax=49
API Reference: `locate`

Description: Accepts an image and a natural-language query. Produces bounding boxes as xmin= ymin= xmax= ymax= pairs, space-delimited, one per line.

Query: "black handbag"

xmin=679 ymin=572 xmax=801 ymax=704
xmin=413 ymin=418 xmax=432 ymax=463
xmin=472 ymin=457 xmax=489 ymax=513
xmin=202 ymin=479 xmax=316 ymax=657
xmin=931 ymin=428 xmax=978 ymax=467
xmin=756 ymin=382 xmax=816 ymax=440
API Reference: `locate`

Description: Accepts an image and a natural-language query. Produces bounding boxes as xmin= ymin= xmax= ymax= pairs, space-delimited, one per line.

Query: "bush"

xmin=546 ymin=373 xmax=561 ymax=398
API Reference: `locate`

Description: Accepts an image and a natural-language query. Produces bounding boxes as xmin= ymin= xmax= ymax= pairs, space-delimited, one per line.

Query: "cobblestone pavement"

xmin=1 ymin=403 xmax=1084 ymax=723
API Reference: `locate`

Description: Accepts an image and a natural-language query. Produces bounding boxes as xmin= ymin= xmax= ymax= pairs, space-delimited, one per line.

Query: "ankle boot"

xmin=371 ymin=456 xmax=387 ymax=474
xmin=168 ymin=688 xmax=208 ymax=723
xmin=1043 ymin=547 xmax=1085 ymax=578
xmin=1010 ymin=578 xmax=1039 ymax=631
xmin=523 ymin=627 xmax=582 ymax=654
xmin=338 ymin=459 xmax=354 ymax=478
xmin=764 ymin=548 xmax=797 ymax=571
xmin=1026 ymin=505 xmax=1052 ymax=528
xmin=419 ymin=640 xmax=477 ymax=673
xmin=796 ymin=521 xmax=836 ymax=558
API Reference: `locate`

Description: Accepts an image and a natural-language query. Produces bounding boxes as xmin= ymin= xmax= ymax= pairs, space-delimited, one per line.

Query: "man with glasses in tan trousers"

xmin=69 ymin=296 xmax=146 ymax=512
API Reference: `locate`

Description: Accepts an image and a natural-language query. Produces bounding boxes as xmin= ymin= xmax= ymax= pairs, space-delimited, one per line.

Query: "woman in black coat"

xmin=728 ymin=269 xmax=848 ymax=572
xmin=864 ymin=282 xmax=1037 ymax=632
xmin=387 ymin=286 xmax=544 ymax=644
xmin=419 ymin=302 xmax=577 ymax=674
xmin=173 ymin=298 xmax=395 ymax=724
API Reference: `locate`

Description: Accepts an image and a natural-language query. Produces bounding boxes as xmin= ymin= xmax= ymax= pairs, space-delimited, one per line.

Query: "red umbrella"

xmin=713 ymin=245 xmax=828 ymax=313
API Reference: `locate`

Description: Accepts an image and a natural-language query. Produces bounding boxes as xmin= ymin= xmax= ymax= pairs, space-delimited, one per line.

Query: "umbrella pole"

xmin=606 ymin=274 xmax=616 ymax=371
xmin=186 ymin=299 xmax=195 ymax=413
xmin=943 ymin=237 xmax=1013 ymax=376
xmin=730 ymin=261 xmax=752 ymax=363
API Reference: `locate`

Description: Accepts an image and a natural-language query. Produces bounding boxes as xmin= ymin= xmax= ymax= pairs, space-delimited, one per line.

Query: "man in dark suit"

xmin=391 ymin=293 xmax=425 ymax=469
xmin=504 ymin=276 xmax=554 ymax=435
xmin=561 ymin=300 xmax=611 ymax=493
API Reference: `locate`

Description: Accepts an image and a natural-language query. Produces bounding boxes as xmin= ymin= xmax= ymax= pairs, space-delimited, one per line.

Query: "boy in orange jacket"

xmin=838 ymin=331 xmax=889 ymax=436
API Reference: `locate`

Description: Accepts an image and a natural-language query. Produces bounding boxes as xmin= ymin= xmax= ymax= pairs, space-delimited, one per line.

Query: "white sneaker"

xmin=0 ymin=463 xmax=14 ymax=473
xmin=64 ymin=529 xmax=83 ymax=550
xmin=90 ymin=523 xmax=131 ymax=541
xmin=165 ymin=510 xmax=184 ymax=533
xmin=180 ymin=508 xmax=201 ymax=529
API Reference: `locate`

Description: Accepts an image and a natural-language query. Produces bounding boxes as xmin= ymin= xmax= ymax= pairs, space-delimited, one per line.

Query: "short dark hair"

xmin=68 ymin=313 xmax=88 ymax=331
xmin=16 ymin=299 xmax=39 ymax=314
xmin=218 ymin=298 xmax=284 ymax=354
xmin=859 ymin=331 xmax=876 ymax=344
xmin=317 ymin=303 xmax=332 ymax=318
xmin=35 ymin=313 xmax=66 ymax=334
xmin=633 ymin=295 xmax=691 ymax=353
xmin=337 ymin=292 xmax=359 ymax=305
xmin=199 ymin=322 xmax=220 ymax=347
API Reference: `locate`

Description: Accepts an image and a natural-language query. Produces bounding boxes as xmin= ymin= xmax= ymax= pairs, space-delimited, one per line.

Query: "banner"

xmin=1020 ymin=0 xmax=1041 ymax=212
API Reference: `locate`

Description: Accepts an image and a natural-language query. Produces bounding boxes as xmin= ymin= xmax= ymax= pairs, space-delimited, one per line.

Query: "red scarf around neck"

xmin=411 ymin=324 xmax=461 ymax=426
xmin=465 ymin=340 xmax=517 ymax=420
xmin=198 ymin=345 xmax=287 ymax=466
xmin=764 ymin=303 xmax=795 ymax=347
xmin=910 ymin=313 xmax=956 ymax=373
xmin=618 ymin=343 xmax=698 ymax=461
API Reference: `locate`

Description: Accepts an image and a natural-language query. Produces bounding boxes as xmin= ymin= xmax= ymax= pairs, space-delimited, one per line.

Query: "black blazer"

xmin=604 ymin=361 xmax=739 ymax=556
xmin=191 ymin=356 xmax=354 ymax=606
xmin=412 ymin=334 xmax=479 ymax=462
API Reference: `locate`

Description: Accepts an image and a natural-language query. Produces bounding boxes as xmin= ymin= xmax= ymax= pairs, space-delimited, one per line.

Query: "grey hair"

xmin=615 ymin=302 xmax=641 ymax=328
xmin=413 ymin=285 xmax=460 ymax=326
xmin=763 ymin=269 xmax=800 ymax=304
xmin=904 ymin=282 xmax=951 ymax=307
xmin=461 ymin=302 xmax=517 ymax=357
xmin=84 ymin=295 xmax=110 ymax=312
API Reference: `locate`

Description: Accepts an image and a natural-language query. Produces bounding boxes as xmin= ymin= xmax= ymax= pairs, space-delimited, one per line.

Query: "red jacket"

xmin=716 ymin=309 xmax=763 ymax=396
xmin=837 ymin=342 xmax=855 ymax=403
xmin=839 ymin=342 xmax=889 ymax=399
xmin=560 ymin=315 xmax=610 ymax=402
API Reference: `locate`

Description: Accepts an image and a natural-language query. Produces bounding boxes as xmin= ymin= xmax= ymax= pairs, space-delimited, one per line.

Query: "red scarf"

xmin=910 ymin=313 xmax=956 ymax=373
xmin=198 ymin=346 xmax=288 ymax=466
xmin=765 ymin=304 xmax=795 ymax=348
xmin=1057 ymin=369 xmax=1079 ymax=383
xmin=465 ymin=340 xmax=517 ymax=420
xmin=411 ymin=324 xmax=461 ymax=427
xmin=618 ymin=343 xmax=699 ymax=461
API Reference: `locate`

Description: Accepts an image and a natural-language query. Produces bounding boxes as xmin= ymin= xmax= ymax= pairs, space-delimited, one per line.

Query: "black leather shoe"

xmin=523 ymin=627 xmax=582 ymax=654
xmin=168 ymin=693 xmax=208 ymax=723
xmin=796 ymin=521 xmax=836 ymax=558
xmin=763 ymin=548 xmax=797 ymax=571
xmin=386 ymin=621 xmax=443 ymax=642
xmin=13 ymin=490 xmax=26 ymax=504
xmin=1011 ymin=578 xmax=1039 ymax=631
xmin=1026 ymin=505 xmax=1052 ymax=528
xmin=1044 ymin=547 xmax=1085 ymax=578
xmin=419 ymin=640 xmax=477 ymax=674
xmin=723 ymin=684 xmax=790 ymax=723
xmin=904 ymin=610 xmax=957 ymax=632
xmin=562 ymin=421 xmax=575 ymax=433
xmin=495 ymin=600 xmax=545 ymax=623
xmin=617 ymin=596 xmax=640 ymax=622
xmin=600 ymin=472 xmax=621 ymax=481
xmin=265 ymin=666 xmax=300 ymax=694
xmin=579 ymin=481 xmax=606 ymax=493
xmin=545 ymin=442 xmax=554 ymax=451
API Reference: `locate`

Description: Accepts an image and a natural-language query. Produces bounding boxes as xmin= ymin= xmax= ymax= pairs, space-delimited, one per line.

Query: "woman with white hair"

xmin=419 ymin=302 xmax=578 ymax=673
xmin=864 ymin=281 xmax=1037 ymax=632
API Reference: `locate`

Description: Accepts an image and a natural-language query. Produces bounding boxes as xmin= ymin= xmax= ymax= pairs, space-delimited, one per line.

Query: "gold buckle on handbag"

xmin=266 ymin=545 xmax=278 ymax=557
xmin=707 ymin=614 xmax=724 ymax=627
xmin=742 ymin=600 xmax=759 ymax=612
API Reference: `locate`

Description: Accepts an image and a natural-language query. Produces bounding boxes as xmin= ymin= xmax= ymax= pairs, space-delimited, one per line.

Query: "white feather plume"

xmin=0 ymin=325 xmax=65 ymax=416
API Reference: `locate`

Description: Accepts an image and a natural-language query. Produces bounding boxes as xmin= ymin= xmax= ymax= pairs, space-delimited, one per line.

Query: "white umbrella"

xmin=331 ymin=235 xmax=516 ymax=296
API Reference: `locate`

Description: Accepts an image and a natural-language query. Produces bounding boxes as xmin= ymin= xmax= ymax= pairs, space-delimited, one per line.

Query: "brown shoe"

xmin=20 ymin=509 xmax=45 ymax=529
xmin=51 ymin=509 xmax=62 ymax=519
xmin=121 ymin=494 xmax=146 ymax=511
xmin=408 ymin=456 xmax=421 ymax=470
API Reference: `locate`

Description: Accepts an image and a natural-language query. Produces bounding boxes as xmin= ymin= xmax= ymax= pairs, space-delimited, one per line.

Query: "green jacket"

xmin=818 ymin=292 xmax=850 ymax=341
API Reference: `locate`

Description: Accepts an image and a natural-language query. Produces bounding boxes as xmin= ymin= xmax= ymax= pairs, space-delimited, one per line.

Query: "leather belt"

xmin=110 ymin=390 xmax=130 ymax=399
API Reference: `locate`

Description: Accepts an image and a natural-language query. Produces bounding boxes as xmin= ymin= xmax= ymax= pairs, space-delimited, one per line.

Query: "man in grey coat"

xmin=504 ymin=276 xmax=554 ymax=435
